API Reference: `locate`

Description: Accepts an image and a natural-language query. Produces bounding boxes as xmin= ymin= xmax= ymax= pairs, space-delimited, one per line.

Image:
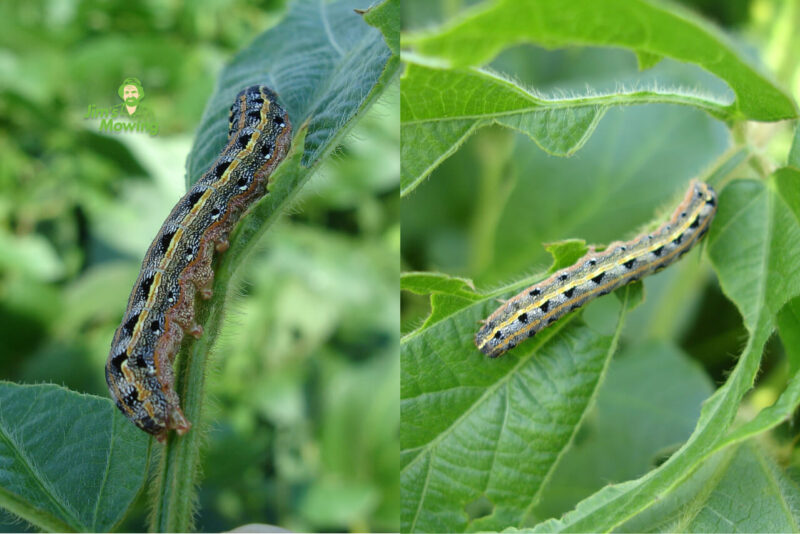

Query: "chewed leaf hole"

xmin=465 ymin=494 xmax=494 ymax=521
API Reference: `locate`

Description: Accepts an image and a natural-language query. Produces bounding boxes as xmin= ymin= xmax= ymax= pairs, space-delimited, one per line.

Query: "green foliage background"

xmin=401 ymin=0 xmax=800 ymax=532
xmin=0 ymin=0 xmax=398 ymax=532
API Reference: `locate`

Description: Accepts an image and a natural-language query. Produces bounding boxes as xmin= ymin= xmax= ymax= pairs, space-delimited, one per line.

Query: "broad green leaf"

xmin=709 ymin=179 xmax=800 ymax=334
xmin=533 ymin=341 xmax=714 ymax=522
xmin=529 ymin=178 xmax=800 ymax=532
xmin=400 ymin=63 xmax=729 ymax=194
xmin=542 ymin=240 xmax=589 ymax=273
xmin=617 ymin=441 xmax=800 ymax=532
xmin=401 ymin=271 xmax=478 ymax=298
xmin=364 ymin=0 xmax=399 ymax=56
xmin=401 ymin=272 xmax=481 ymax=331
xmin=635 ymin=50 xmax=662 ymax=71
xmin=418 ymin=292 xmax=479 ymax=332
xmin=399 ymin=1 xmax=797 ymax=194
xmin=186 ymin=0 xmax=395 ymax=185
xmin=405 ymin=0 xmax=797 ymax=122
xmin=150 ymin=1 xmax=399 ymax=531
xmin=0 ymin=383 xmax=150 ymax=532
xmin=401 ymin=278 xmax=635 ymax=532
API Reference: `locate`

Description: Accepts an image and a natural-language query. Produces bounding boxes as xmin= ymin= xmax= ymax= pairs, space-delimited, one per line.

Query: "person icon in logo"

xmin=115 ymin=77 xmax=157 ymax=134
xmin=118 ymin=77 xmax=147 ymax=117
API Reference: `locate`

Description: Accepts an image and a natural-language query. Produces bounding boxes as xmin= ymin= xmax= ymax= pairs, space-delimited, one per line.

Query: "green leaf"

xmin=364 ymin=0 xmax=399 ymax=56
xmin=399 ymin=1 xmax=798 ymax=194
xmin=401 ymin=281 xmax=635 ymax=532
xmin=528 ymin=177 xmax=800 ymax=532
xmin=150 ymin=1 xmax=398 ymax=531
xmin=405 ymin=0 xmax=797 ymax=122
xmin=185 ymin=0 xmax=396 ymax=185
xmin=400 ymin=63 xmax=731 ymax=194
xmin=401 ymin=271 xmax=482 ymax=337
xmin=418 ymin=293 xmax=481 ymax=332
xmin=709 ymin=179 xmax=800 ymax=333
xmin=635 ymin=50 xmax=662 ymax=71
xmin=401 ymin=271 xmax=478 ymax=298
xmin=543 ymin=240 xmax=589 ymax=272
xmin=0 ymin=383 xmax=150 ymax=532
xmin=617 ymin=441 xmax=800 ymax=532
xmin=533 ymin=341 xmax=714 ymax=521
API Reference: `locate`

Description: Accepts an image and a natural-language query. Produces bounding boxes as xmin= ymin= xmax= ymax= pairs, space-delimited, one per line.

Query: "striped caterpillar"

xmin=475 ymin=180 xmax=717 ymax=358
xmin=105 ymin=85 xmax=292 ymax=441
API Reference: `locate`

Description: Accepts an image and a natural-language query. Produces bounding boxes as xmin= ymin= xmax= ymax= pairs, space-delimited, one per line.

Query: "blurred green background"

xmin=401 ymin=0 xmax=800 ymax=514
xmin=0 ymin=0 xmax=399 ymax=532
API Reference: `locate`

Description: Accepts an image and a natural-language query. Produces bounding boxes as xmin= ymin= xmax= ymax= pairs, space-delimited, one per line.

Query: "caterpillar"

xmin=105 ymin=85 xmax=292 ymax=441
xmin=475 ymin=180 xmax=717 ymax=358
